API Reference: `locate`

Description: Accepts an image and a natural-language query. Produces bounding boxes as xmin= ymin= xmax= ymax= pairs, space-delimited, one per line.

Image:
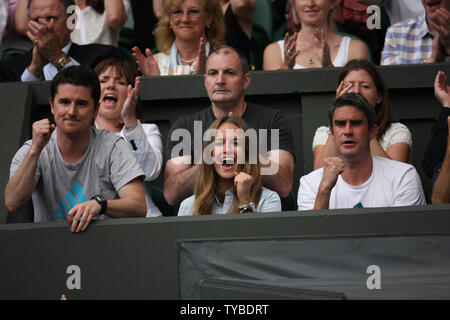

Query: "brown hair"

xmin=337 ymin=59 xmax=395 ymax=140
xmin=154 ymin=0 xmax=224 ymax=54
xmin=94 ymin=58 xmax=143 ymax=119
xmin=192 ymin=116 xmax=262 ymax=215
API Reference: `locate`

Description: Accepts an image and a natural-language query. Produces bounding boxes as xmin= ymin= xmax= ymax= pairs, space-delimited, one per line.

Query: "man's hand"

xmin=429 ymin=7 xmax=450 ymax=56
xmin=30 ymin=119 xmax=55 ymax=154
xmin=67 ymin=199 xmax=103 ymax=233
xmin=234 ymin=172 xmax=253 ymax=205
xmin=319 ymin=157 xmax=344 ymax=192
xmin=434 ymin=71 xmax=450 ymax=107
xmin=425 ymin=34 xmax=445 ymax=63
xmin=27 ymin=18 xmax=66 ymax=65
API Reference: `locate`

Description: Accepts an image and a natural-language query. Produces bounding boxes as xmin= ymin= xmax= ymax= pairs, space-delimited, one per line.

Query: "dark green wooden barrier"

xmin=0 ymin=204 xmax=450 ymax=299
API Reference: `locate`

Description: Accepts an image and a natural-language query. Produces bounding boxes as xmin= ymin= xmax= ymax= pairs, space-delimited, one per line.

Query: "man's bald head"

xmin=206 ymin=46 xmax=250 ymax=75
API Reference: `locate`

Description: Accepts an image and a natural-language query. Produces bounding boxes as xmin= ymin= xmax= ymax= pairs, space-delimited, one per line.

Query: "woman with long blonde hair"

xmin=132 ymin=0 xmax=224 ymax=76
xmin=178 ymin=116 xmax=281 ymax=216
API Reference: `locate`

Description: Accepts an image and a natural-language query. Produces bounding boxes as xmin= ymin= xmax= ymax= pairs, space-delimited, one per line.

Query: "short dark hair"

xmin=29 ymin=0 xmax=76 ymax=13
xmin=51 ymin=65 xmax=101 ymax=109
xmin=207 ymin=46 xmax=250 ymax=75
xmin=328 ymin=93 xmax=376 ymax=132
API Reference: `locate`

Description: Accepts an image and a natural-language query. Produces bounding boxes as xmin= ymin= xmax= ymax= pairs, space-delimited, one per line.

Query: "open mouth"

xmin=103 ymin=94 xmax=118 ymax=105
xmin=221 ymin=157 xmax=235 ymax=170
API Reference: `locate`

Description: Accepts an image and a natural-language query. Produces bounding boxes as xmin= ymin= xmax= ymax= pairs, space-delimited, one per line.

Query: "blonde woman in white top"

xmin=263 ymin=0 xmax=368 ymax=70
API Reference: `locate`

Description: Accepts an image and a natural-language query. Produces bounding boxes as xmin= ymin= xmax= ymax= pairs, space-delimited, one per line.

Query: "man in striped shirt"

xmin=381 ymin=0 xmax=450 ymax=65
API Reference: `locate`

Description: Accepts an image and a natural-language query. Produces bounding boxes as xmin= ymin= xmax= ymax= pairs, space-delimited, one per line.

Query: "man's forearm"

xmin=164 ymin=164 xmax=199 ymax=205
xmin=105 ymin=196 xmax=147 ymax=217
xmin=261 ymin=166 xmax=293 ymax=199
xmin=313 ymin=186 xmax=332 ymax=210
xmin=5 ymin=149 xmax=40 ymax=212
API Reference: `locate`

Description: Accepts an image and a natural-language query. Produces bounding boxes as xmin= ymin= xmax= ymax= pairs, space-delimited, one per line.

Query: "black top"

xmin=164 ymin=102 xmax=296 ymax=163
xmin=422 ymin=106 xmax=450 ymax=183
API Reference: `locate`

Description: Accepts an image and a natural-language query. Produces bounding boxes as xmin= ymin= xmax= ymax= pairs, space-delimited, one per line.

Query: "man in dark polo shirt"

xmin=163 ymin=46 xmax=295 ymax=206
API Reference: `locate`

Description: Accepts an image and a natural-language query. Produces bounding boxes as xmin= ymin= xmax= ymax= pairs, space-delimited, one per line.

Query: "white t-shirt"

xmin=297 ymin=156 xmax=426 ymax=211
xmin=70 ymin=0 xmax=130 ymax=47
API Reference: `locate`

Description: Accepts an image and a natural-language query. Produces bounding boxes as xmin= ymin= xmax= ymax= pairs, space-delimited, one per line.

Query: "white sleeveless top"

xmin=278 ymin=36 xmax=351 ymax=68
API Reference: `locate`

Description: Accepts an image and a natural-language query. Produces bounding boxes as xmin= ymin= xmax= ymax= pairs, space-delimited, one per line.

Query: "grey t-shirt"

xmin=10 ymin=127 xmax=145 ymax=222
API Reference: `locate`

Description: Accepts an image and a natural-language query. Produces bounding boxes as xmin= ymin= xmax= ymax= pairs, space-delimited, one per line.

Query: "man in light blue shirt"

xmin=381 ymin=0 xmax=450 ymax=65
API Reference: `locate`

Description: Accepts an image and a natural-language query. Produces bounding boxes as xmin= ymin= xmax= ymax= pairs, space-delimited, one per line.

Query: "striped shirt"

xmin=381 ymin=13 xmax=434 ymax=65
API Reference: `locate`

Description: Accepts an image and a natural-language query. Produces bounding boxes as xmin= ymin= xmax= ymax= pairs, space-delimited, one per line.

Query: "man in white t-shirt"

xmin=298 ymin=93 xmax=426 ymax=211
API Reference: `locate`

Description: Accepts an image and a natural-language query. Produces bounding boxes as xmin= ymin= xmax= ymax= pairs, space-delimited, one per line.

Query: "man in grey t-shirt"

xmin=5 ymin=66 xmax=146 ymax=233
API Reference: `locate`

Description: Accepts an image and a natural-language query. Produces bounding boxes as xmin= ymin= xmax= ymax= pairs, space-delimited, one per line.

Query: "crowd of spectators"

xmin=0 ymin=0 xmax=449 ymax=227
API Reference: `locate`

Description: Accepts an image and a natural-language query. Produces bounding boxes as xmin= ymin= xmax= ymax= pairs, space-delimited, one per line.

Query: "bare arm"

xmin=5 ymin=119 xmax=54 ymax=213
xmin=68 ymin=178 xmax=146 ymax=233
xmin=432 ymin=117 xmax=450 ymax=204
xmin=163 ymin=157 xmax=199 ymax=205
xmin=14 ymin=0 xmax=29 ymax=35
xmin=104 ymin=0 xmax=128 ymax=30
xmin=313 ymin=135 xmax=339 ymax=170
xmin=104 ymin=178 xmax=146 ymax=217
xmin=370 ymin=139 xmax=410 ymax=162
xmin=153 ymin=0 xmax=164 ymax=20
xmin=263 ymin=42 xmax=284 ymax=70
xmin=5 ymin=147 xmax=40 ymax=213
xmin=260 ymin=150 xmax=294 ymax=199
xmin=313 ymin=157 xmax=344 ymax=210
xmin=347 ymin=39 xmax=369 ymax=61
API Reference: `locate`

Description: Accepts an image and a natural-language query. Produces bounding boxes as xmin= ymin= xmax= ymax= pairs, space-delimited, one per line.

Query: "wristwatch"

xmin=91 ymin=195 xmax=107 ymax=215
xmin=239 ymin=202 xmax=255 ymax=213
xmin=56 ymin=55 xmax=71 ymax=70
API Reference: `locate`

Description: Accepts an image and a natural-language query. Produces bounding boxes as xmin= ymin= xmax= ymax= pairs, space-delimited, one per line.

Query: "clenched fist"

xmin=234 ymin=172 xmax=253 ymax=205
xmin=320 ymin=157 xmax=344 ymax=192
xmin=31 ymin=119 xmax=55 ymax=154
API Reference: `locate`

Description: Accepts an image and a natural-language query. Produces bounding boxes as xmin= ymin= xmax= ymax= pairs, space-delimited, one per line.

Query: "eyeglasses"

xmin=169 ymin=7 xmax=202 ymax=19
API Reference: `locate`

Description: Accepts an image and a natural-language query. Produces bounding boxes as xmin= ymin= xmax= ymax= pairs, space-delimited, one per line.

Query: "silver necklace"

xmin=180 ymin=56 xmax=198 ymax=65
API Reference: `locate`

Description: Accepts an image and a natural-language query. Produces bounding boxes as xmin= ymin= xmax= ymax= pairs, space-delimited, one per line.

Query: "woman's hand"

xmin=194 ymin=37 xmax=207 ymax=74
xmin=234 ymin=172 xmax=253 ymax=206
xmin=121 ymin=76 xmax=141 ymax=128
xmin=434 ymin=71 xmax=450 ymax=107
xmin=336 ymin=80 xmax=353 ymax=98
xmin=132 ymin=47 xmax=161 ymax=76
xmin=282 ymin=32 xmax=299 ymax=70
xmin=313 ymin=28 xmax=333 ymax=67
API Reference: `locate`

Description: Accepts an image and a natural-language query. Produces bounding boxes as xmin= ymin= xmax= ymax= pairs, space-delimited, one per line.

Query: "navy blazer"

xmin=0 ymin=42 xmax=120 ymax=82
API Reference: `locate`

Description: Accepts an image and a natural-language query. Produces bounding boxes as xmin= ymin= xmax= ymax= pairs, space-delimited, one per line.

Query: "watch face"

xmin=96 ymin=195 xmax=106 ymax=203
